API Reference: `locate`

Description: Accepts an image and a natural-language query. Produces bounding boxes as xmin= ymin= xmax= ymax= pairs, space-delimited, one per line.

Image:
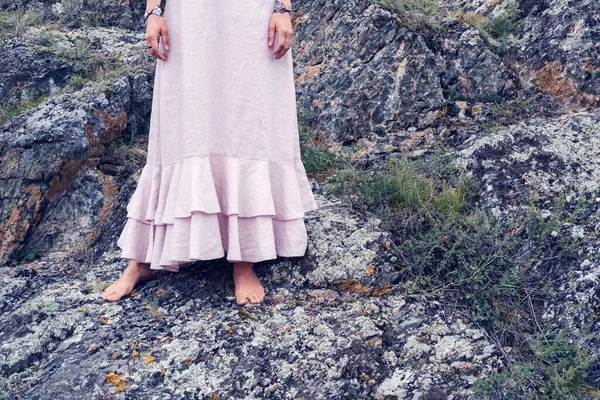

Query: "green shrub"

xmin=299 ymin=126 xmax=338 ymax=174
xmin=471 ymin=330 xmax=598 ymax=399
xmin=328 ymin=147 xmax=589 ymax=340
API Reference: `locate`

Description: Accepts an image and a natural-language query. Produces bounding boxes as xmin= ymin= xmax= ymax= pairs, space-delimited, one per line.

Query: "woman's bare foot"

xmin=232 ymin=261 xmax=265 ymax=305
xmin=102 ymin=261 xmax=158 ymax=302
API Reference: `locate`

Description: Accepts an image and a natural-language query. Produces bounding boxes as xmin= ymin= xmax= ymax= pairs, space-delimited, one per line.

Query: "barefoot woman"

xmin=103 ymin=0 xmax=318 ymax=304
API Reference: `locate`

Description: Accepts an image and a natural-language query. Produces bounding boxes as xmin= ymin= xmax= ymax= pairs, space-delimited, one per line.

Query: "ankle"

xmin=126 ymin=261 xmax=150 ymax=273
xmin=233 ymin=261 xmax=254 ymax=272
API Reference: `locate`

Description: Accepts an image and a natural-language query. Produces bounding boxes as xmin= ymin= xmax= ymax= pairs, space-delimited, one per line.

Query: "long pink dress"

xmin=116 ymin=0 xmax=318 ymax=272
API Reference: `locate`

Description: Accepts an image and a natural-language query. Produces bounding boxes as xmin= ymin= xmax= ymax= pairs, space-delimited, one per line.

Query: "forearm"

xmin=146 ymin=0 xmax=161 ymax=12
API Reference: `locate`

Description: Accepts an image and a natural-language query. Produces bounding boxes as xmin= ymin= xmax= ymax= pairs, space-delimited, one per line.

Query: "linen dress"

xmin=116 ymin=0 xmax=318 ymax=272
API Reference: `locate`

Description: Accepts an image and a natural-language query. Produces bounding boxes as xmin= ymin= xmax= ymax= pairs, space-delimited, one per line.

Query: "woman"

xmin=102 ymin=0 xmax=318 ymax=305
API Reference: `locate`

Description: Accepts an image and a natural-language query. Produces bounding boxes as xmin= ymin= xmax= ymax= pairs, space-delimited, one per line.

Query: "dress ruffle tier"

xmin=116 ymin=154 xmax=319 ymax=271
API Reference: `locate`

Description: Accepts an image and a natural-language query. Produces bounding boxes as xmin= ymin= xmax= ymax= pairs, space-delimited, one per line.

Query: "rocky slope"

xmin=1 ymin=0 xmax=599 ymax=398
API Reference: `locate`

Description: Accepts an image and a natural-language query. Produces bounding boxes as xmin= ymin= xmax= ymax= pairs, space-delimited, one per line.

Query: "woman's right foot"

xmin=102 ymin=261 xmax=158 ymax=302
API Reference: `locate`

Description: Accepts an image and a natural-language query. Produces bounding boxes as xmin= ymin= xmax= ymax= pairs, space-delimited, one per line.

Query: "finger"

xmin=268 ymin=21 xmax=276 ymax=47
xmin=275 ymin=31 xmax=291 ymax=59
xmin=273 ymin=30 xmax=286 ymax=58
xmin=155 ymin=36 xmax=167 ymax=61
xmin=148 ymin=34 xmax=160 ymax=59
xmin=282 ymin=31 xmax=293 ymax=57
xmin=162 ymin=25 xmax=169 ymax=51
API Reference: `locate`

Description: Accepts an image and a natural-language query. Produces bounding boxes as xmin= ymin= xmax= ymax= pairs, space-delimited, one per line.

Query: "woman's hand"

xmin=145 ymin=14 xmax=169 ymax=61
xmin=268 ymin=12 xmax=294 ymax=60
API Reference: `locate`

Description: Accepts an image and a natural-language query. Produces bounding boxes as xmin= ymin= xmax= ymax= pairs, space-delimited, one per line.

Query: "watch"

xmin=273 ymin=0 xmax=293 ymax=15
xmin=144 ymin=4 xmax=164 ymax=21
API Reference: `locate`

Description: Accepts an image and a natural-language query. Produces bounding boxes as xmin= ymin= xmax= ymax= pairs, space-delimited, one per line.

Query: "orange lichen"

xmin=0 ymin=184 xmax=44 ymax=263
xmin=295 ymin=63 xmax=326 ymax=84
xmin=365 ymin=337 xmax=383 ymax=347
xmin=372 ymin=283 xmax=391 ymax=296
xmin=335 ymin=278 xmax=371 ymax=294
xmin=97 ymin=111 xmax=127 ymax=144
xmin=98 ymin=173 xmax=118 ymax=223
xmin=99 ymin=317 xmax=110 ymax=324
xmin=534 ymin=61 xmax=578 ymax=98
xmin=156 ymin=289 xmax=168 ymax=296
xmin=46 ymin=159 xmax=82 ymax=202
xmin=365 ymin=264 xmax=375 ymax=276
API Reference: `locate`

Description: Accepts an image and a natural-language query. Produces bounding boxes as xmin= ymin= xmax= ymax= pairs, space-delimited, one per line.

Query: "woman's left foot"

xmin=232 ymin=261 xmax=265 ymax=305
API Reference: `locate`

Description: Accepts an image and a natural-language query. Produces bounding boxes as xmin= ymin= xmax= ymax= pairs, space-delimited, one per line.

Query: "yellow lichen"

xmin=106 ymin=372 xmax=129 ymax=393
xmin=143 ymin=354 xmax=155 ymax=365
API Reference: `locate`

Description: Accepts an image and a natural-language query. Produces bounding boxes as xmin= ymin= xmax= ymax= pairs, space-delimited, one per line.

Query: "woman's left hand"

xmin=268 ymin=11 xmax=294 ymax=60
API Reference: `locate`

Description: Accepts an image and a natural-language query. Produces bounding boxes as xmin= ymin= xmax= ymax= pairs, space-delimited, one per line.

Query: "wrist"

xmin=273 ymin=0 xmax=293 ymax=14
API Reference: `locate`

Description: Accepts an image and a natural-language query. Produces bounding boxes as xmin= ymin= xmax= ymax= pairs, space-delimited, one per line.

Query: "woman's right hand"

xmin=145 ymin=15 xmax=169 ymax=61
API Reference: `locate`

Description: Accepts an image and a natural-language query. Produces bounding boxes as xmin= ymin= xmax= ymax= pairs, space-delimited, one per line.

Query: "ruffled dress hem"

xmin=116 ymin=153 xmax=318 ymax=272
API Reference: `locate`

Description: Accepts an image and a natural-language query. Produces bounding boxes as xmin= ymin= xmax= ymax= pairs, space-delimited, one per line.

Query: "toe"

xmin=237 ymin=295 xmax=248 ymax=305
xmin=104 ymin=293 xmax=119 ymax=302
xmin=102 ymin=288 xmax=116 ymax=300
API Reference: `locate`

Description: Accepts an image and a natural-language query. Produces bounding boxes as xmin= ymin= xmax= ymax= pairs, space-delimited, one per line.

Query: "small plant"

xmin=484 ymin=1 xmax=521 ymax=41
xmin=297 ymin=107 xmax=352 ymax=178
xmin=146 ymin=300 xmax=167 ymax=320
xmin=299 ymin=126 xmax=338 ymax=175
xmin=377 ymin=0 xmax=441 ymax=28
xmin=451 ymin=0 xmax=522 ymax=54
xmin=0 ymin=94 xmax=48 ymax=126
xmin=471 ymin=329 xmax=599 ymax=399
xmin=50 ymin=37 xmax=132 ymax=91
xmin=65 ymin=73 xmax=88 ymax=91
xmin=0 ymin=10 xmax=45 ymax=39
xmin=52 ymin=38 xmax=106 ymax=80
